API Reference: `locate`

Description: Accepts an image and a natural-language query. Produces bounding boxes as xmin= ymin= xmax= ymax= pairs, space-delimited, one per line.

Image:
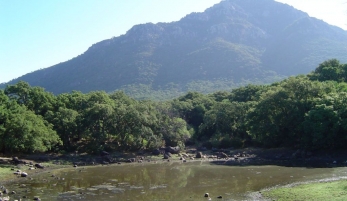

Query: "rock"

xmin=152 ymin=149 xmax=161 ymax=155
xmin=21 ymin=172 xmax=28 ymax=177
xmin=0 ymin=196 xmax=9 ymax=201
xmin=12 ymin=157 xmax=20 ymax=163
xmin=217 ymin=195 xmax=222 ymax=198
xmin=163 ymin=153 xmax=170 ymax=159
xmin=182 ymin=153 xmax=189 ymax=158
xmin=217 ymin=152 xmax=228 ymax=159
xmin=127 ymin=158 xmax=136 ymax=163
xmin=166 ymin=146 xmax=180 ymax=154
xmin=34 ymin=163 xmax=44 ymax=169
xmin=196 ymin=152 xmax=203 ymax=158
xmin=12 ymin=156 xmax=28 ymax=164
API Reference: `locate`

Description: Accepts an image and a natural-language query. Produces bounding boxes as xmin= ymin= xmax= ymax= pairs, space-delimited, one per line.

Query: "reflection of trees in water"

xmin=10 ymin=163 xmax=338 ymax=201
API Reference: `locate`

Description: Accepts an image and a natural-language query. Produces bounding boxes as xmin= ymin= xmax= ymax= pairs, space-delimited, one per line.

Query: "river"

xmin=5 ymin=161 xmax=347 ymax=201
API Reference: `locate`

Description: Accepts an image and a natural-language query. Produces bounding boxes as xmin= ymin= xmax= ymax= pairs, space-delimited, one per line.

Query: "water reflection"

xmin=7 ymin=161 xmax=347 ymax=201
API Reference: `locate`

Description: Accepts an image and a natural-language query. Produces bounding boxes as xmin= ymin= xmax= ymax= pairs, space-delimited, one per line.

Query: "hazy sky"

xmin=1 ymin=0 xmax=346 ymax=83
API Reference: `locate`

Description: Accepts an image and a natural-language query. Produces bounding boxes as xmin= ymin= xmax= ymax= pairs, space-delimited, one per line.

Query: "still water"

xmin=7 ymin=161 xmax=347 ymax=201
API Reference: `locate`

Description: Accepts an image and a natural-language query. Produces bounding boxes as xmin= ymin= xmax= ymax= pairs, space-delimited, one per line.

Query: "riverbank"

xmin=2 ymin=147 xmax=347 ymax=181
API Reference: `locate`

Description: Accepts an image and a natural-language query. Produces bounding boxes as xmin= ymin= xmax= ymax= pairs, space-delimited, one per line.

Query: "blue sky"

xmin=1 ymin=0 xmax=346 ymax=83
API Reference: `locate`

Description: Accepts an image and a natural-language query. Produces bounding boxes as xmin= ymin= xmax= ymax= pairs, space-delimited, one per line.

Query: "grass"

xmin=0 ymin=164 xmax=16 ymax=181
xmin=262 ymin=179 xmax=347 ymax=201
xmin=0 ymin=161 xmax=71 ymax=184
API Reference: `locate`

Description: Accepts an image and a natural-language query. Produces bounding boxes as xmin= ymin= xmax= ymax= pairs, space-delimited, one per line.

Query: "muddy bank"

xmin=2 ymin=147 xmax=347 ymax=173
xmin=207 ymin=147 xmax=347 ymax=168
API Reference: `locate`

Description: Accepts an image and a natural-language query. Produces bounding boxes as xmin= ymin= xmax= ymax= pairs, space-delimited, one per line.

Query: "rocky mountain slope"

xmin=2 ymin=0 xmax=347 ymax=97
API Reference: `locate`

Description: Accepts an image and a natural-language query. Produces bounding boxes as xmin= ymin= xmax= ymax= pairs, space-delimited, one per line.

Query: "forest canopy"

xmin=1 ymin=59 xmax=347 ymax=154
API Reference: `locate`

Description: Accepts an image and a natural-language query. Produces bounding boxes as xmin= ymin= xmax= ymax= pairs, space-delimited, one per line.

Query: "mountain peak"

xmin=2 ymin=0 xmax=346 ymax=98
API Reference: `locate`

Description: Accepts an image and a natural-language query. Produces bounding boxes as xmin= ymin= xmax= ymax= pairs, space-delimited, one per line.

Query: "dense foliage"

xmin=1 ymin=59 xmax=347 ymax=154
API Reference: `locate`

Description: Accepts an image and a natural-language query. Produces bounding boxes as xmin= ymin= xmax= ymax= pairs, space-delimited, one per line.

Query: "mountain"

xmin=2 ymin=0 xmax=347 ymax=97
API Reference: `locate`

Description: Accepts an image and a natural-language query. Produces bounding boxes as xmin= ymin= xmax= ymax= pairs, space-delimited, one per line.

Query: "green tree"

xmin=172 ymin=92 xmax=215 ymax=135
xmin=248 ymin=77 xmax=326 ymax=147
xmin=0 ymin=94 xmax=61 ymax=153
xmin=45 ymin=107 xmax=79 ymax=150
xmin=303 ymin=104 xmax=339 ymax=149
xmin=160 ymin=117 xmax=190 ymax=148
xmin=303 ymin=92 xmax=347 ymax=149
xmin=199 ymin=101 xmax=251 ymax=148
xmin=85 ymin=103 xmax=114 ymax=146
xmin=309 ymin=59 xmax=342 ymax=82
xmin=4 ymin=81 xmax=56 ymax=116
xmin=228 ymin=84 xmax=267 ymax=102
xmin=4 ymin=81 xmax=31 ymax=105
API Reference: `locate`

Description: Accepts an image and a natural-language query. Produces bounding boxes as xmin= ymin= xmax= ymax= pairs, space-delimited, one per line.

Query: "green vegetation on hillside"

xmin=1 ymin=59 xmax=347 ymax=154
